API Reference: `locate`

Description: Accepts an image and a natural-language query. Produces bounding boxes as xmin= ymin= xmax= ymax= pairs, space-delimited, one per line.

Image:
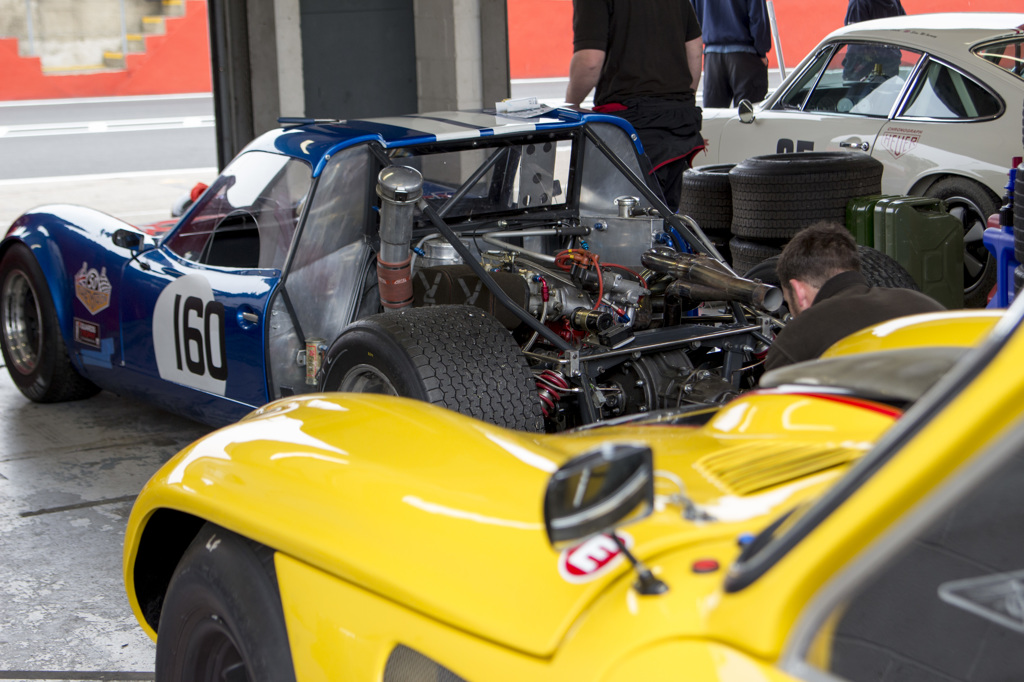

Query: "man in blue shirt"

xmin=692 ymin=0 xmax=772 ymax=108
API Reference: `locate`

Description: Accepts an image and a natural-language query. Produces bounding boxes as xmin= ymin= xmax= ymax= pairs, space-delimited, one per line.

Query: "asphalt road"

xmin=0 ymin=94 xmax=220 ymax=228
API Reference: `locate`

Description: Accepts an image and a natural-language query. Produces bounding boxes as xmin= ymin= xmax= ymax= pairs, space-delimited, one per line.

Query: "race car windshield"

xmin=388 ymin=135 xmax=574 ymax=221
xmin=724 ymin=293 xmax=1024 ymax=592
xmin=972 ymin=37 xmax=1024 ymax=82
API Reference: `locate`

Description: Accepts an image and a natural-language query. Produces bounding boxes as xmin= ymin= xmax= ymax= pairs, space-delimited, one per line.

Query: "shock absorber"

xmin=535 ymin=369 xmax=570 ymax=418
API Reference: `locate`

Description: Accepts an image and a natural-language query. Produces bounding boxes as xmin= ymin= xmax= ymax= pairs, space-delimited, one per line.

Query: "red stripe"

xmin=750 ymin=389 xmax=904 ymax=419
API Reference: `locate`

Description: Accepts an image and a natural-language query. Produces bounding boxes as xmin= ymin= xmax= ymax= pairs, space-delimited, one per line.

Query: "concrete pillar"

xmin=414 ymin=0 xmax=508 ymax=112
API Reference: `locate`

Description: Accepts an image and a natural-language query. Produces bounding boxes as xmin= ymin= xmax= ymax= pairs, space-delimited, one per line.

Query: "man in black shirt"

xmin=566 ymin=0 xmax=704 ymax=212
xmin=764 ymin=222 xmax=945 ymax=371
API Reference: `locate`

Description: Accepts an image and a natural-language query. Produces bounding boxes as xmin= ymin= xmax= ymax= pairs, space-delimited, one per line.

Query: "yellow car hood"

xmin=127 ymin=390 xmax=898 ymax=657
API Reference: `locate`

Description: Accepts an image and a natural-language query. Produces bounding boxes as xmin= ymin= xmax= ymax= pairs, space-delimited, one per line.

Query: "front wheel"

xmin=155 ymin=524 xmax=296 ymax=682
xmin=0 ymin=244 xmax=99 ymax=402
xmin=321 ymin=305 xmax=543 ymax=431
xmin=923 ymin=177 xmax=998 ymax=308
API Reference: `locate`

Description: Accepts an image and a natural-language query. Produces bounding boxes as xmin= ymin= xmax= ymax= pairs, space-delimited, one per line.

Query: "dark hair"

xmin=776 ymin=221 xmax=861 ymax=289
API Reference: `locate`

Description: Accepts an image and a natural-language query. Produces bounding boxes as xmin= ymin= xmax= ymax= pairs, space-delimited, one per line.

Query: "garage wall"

xmin=300 ymin=0 xmax=417 ymax=119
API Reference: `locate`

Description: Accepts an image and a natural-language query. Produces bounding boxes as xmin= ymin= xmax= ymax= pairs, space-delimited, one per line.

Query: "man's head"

xmin=776 ymin=221 xmax=861 ymax=315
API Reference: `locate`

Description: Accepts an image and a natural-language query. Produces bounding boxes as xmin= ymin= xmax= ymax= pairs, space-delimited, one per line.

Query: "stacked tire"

xmin=678 ymin=163 xmax=735 ymax=262
xmin=1015 ymin=96 xmax=1024 ymax=296
xmin=726 ymin=152 xmax=884 ymax=274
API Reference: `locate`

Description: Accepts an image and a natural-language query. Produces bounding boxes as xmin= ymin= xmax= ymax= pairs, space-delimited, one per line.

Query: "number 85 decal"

xmin=154 ymin=275 xmax=229 ymax=395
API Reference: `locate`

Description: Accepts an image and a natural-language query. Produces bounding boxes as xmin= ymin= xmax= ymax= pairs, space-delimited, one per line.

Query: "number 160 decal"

xmin=154 ymin=275 xmax=229 ymax=395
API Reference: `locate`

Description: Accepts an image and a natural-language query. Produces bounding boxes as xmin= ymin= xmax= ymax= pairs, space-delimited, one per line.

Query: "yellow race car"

xmin=124 ymin=301 xmax=1018 ymax=681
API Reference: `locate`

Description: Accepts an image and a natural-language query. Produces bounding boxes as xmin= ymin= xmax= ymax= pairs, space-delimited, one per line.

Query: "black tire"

xmin=745 ymin=245 xmax=919 ymax=291
xmin=1013 ymin=169 xmax=1024 ymax=262
xmin=729 ymin=151 xmax=883 ymax=240
xmin=1015 ymin=264 xmax=1024 ymax=296
xmin=679 ymin=163 xmax=735 ymax=240
xmin=155 ymin=524 xmax=296 ymax=682
xmin=923 ymin=176 xmax=999 ymax=308
xmin=729 ymin=237 xmax=781 ymax=275
xmin=322 ymin=305 xmax=543 ymax=431
xmin=0 ymin=243 xmax=100 ymax=402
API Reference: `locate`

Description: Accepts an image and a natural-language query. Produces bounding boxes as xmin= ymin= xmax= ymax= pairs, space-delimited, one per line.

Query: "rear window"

xmin=972 ymin=37 xmax=1024 ymax=81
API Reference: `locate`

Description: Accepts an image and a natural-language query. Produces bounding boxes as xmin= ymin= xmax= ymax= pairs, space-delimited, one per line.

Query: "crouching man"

xmin=764 ymin=221 xmax=946 ymax=371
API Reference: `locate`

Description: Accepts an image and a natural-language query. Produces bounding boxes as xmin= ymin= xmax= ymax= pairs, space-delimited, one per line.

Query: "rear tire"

xmin=322 ymin=305 xmax=543 ymax=431
xmin=924 ymin=177 xmax=998 ymax=308
xmin=745 ymin=245 xmax=919 ymax=292
xmin=155 ymin=524 xmax=296 ymax=682
xmin=0 ymin=244 xmax=99 ymax=402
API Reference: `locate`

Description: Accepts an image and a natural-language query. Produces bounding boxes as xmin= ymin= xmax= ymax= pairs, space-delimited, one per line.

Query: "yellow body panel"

xmin=822 ymin=310 xmax=1002 ymax=357
xmin=125 ymin=390 xmax=895 ymax=657
xmin=125 ymin=306 xmax=1024 ymax=679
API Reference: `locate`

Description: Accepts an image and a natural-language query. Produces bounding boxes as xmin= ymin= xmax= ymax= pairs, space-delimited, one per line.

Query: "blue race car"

xmin=0 ymin=109 xmax=783 ymax=430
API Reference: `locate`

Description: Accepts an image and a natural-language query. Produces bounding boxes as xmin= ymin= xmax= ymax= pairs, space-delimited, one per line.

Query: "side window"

xmin=776 ymin=48 xmax=833 ymax=110
xmin=283 ymin=144 xmax=374 ymax=340
xmin=165 ymin=152 xmax=311 ymax=269
xmin=901 ymin=61 xmax=1002 ymax=120
xmin=802 ymin=446 xmax=1024 ymax=682
xmin=796 ymin=43 xmax=920 ymax=116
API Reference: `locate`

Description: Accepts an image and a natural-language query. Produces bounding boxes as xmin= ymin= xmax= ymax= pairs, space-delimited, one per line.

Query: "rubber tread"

xmin=729 ymin=152 xmax=883 ymax=239
xmin=1014 ymin=178 xmax=1024 ymax=262
xmin=679 ymin=163 xmax=734 ymax=238
xmin=336 ymin=306 xmax=542 ymax=431
xmin=0 ymin=244 xmax=100 ymax=403
xmin=729 ymin=237 xmax=781 ymax=275
xmin=744 ymin=245 xmax=919 ymax=291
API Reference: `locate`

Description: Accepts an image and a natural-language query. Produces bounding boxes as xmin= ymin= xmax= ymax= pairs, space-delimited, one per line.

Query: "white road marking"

xmin=0 ymin=116 xmax=215 ymax=138
xmin=0 ymin=167 xmax=217 ymax=186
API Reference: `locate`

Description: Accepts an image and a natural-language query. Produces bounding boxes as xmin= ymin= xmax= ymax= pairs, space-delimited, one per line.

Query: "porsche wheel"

xmin=321 ymin=305 xmax=543 ymax=432
xmin=155 ymin=524 xmax=296 ymax=682
xmin=0 ymin=244 xmax=99 ymax=402
xmin=924 ymin=177 xmax=998 ymax=308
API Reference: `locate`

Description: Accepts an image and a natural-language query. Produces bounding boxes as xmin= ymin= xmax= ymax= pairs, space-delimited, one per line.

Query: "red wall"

xmin=0 ymin=0 xmax=211 ymax=100
xmin=508 ymin=0 xmax=1024 ymax=79
xmin=1 ymin=0 xmax=1019 ymax=100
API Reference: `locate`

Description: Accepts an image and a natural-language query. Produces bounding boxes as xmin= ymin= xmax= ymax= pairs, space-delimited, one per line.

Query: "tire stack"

xmin=726 ymin=152 xmax=884 ymax=275
xmin=678 ymin=163 xmax=735 ymax=263
xmin=1015 ymin=96 xmax=1024 ymax=296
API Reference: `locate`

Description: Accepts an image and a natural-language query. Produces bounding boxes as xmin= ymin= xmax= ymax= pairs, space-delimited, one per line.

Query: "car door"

xmin=118 ymin=151 xmax=312 ymax=423
xmin=715 ymin=42 xmax=923 ymax=169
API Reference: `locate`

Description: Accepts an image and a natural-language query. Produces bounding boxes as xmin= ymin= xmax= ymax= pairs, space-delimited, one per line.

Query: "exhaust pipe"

xmin=376 ymin=166 xmax=423 ymax=309
xmin=641 ymin=247 xmax=783 ymax=312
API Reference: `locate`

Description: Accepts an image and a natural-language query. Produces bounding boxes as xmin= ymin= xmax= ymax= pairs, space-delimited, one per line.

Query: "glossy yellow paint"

xmin=126 ymin=305 xmax=1024 ymax=679
xmin=704 ymin=310 xmax=1024 ymax=661
xmin=822 ymin=309 xmax=1002 ymax=358
xmin=275 ymin=537 xmax=801 ymax=681
xmin=125 ymin=388 xmax=897 ymax=656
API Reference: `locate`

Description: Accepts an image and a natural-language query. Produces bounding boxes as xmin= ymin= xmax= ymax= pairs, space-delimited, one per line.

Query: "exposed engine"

xmin=377 ymin=164 xmax=783 ymax=431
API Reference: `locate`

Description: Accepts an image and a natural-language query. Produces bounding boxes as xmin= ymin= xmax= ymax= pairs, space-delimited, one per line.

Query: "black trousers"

xmin=702 ymin=52 xmax=769 ymax=108
xmin=611 ymin=96 xmax=703 ymax=213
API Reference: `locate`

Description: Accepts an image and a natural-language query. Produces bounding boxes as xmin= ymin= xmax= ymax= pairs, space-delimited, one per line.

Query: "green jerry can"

xmin=845 ymin=195 xmax=901 ymax=246
xmin=873 ymin=196 xmax=964 ymax=309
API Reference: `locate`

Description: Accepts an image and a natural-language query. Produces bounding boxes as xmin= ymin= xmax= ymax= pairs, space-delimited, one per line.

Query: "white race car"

xmin=698 ymin=13 xmax=1024 ymax=307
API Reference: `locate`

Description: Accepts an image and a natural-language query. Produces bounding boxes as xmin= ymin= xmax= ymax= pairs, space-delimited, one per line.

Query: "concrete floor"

xmin=0 ymin=169 xmax=215 ymax=681
xmin=0 ymin=371 xmax=211 ymax=680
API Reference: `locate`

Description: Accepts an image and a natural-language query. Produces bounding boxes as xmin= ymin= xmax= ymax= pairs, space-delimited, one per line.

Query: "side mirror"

xmin=543 ymin=442 xmax=654 ymax=550
xmin=737 ymin=99 xmax=755 ymax=124
xmin=112 ymin=228 xmax=143 ymax=251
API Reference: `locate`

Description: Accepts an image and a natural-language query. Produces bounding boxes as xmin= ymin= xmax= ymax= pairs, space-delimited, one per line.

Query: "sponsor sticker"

xmin=879 ymin=126 xmax=922 ymax=159
xmin=74 ymin=262 xmax=112 ymax=314
xmin=557 ymin=531 xmax=633 ymax=584
xmin=153 ymin=274 xmax=228 ymax=395
xmin=73 ymin=318 xmax=101 ymax=349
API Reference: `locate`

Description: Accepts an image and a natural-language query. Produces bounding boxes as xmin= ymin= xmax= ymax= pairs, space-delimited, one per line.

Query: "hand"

xmin=761 ymin=56 xmax=769 ymax=66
